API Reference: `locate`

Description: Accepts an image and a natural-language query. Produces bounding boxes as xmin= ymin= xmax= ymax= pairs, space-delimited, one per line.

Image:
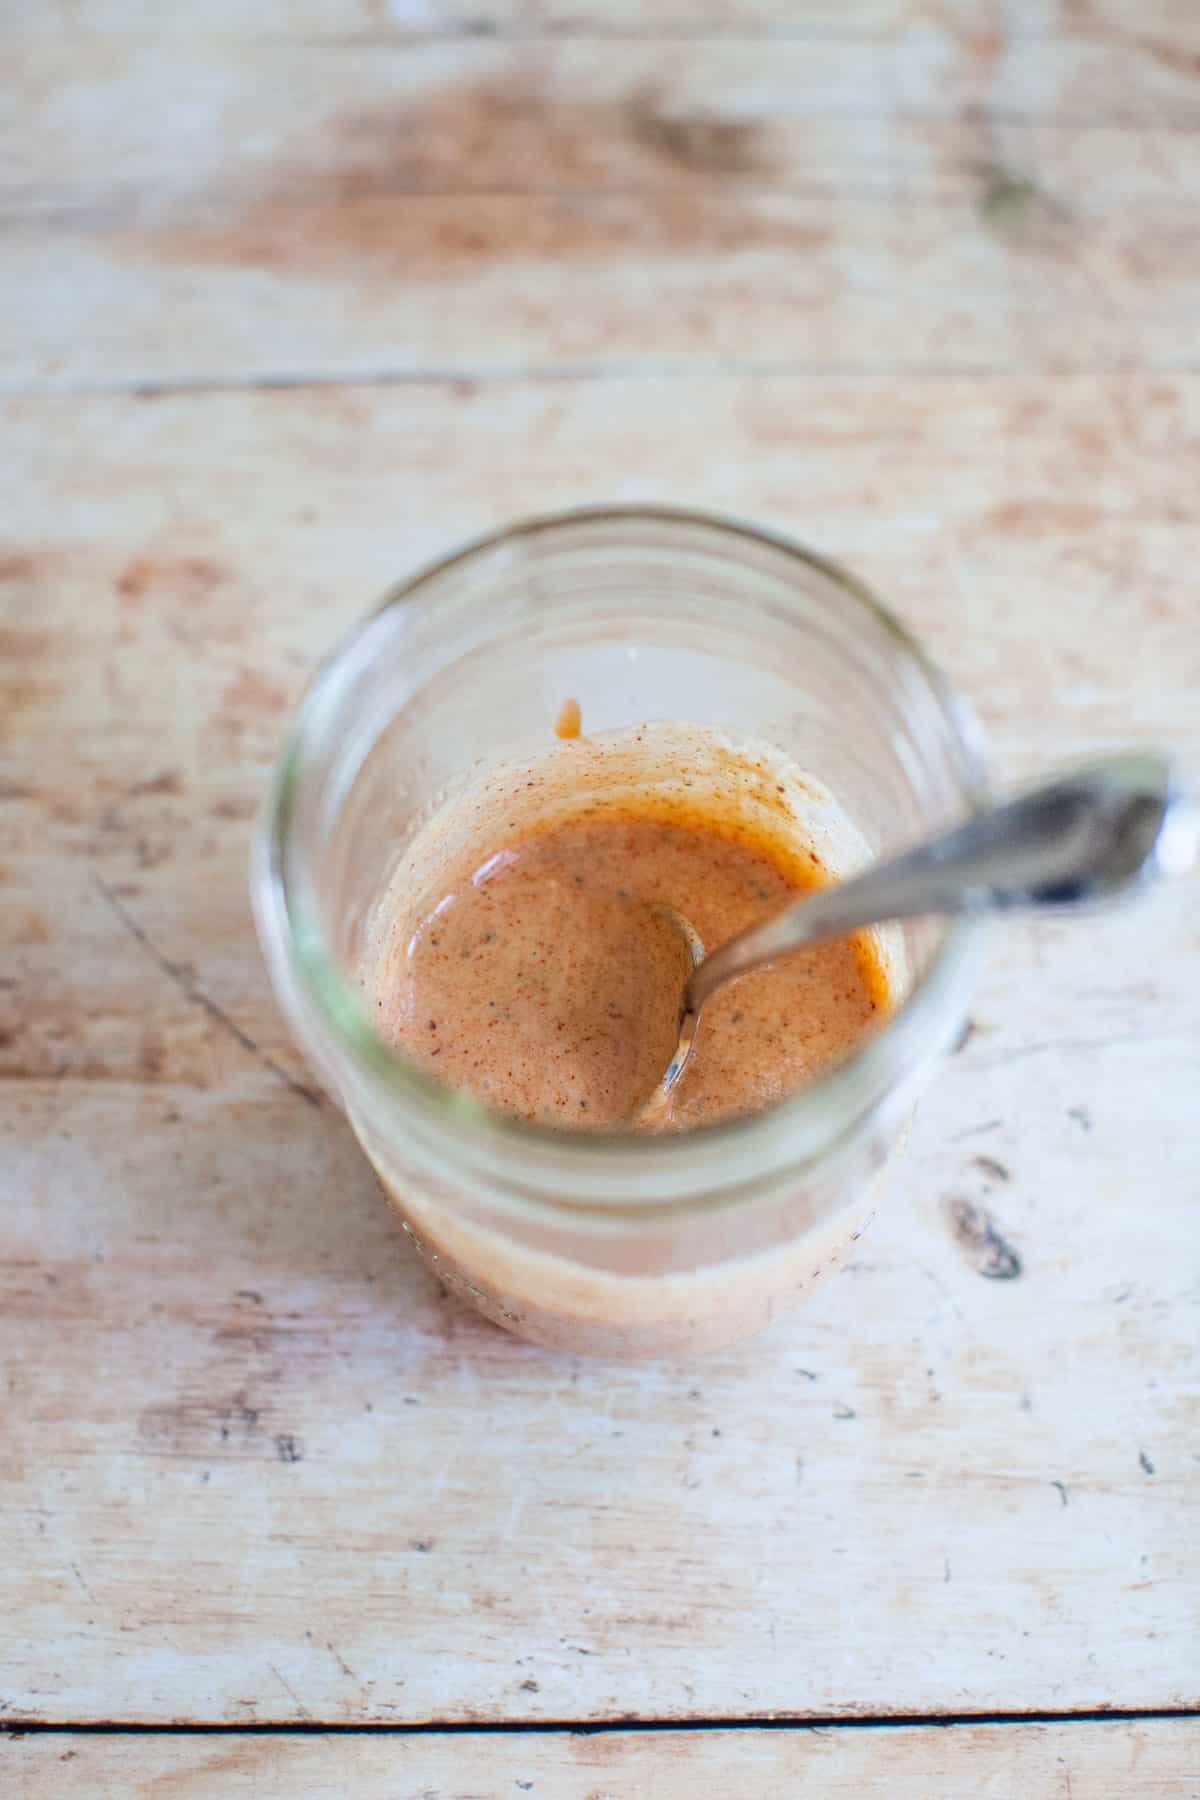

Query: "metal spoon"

xmin=644 ymin=753 xmax=1196 ymax=1115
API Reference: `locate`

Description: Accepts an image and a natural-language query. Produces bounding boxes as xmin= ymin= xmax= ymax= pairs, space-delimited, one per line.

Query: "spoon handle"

xmin=688 ymin=753 xmax=1193 ymax=1012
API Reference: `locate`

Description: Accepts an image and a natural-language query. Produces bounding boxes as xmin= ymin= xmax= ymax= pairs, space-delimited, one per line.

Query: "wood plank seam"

xmin=10 ymin=359 xmax=1200 ymax=400
xmin=5 ymin=1708 xmax=1200 ymax=1736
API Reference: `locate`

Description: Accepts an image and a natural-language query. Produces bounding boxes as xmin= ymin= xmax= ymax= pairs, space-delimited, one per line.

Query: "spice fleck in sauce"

xmin=367 ymin=727 xmax=890 ymax=1133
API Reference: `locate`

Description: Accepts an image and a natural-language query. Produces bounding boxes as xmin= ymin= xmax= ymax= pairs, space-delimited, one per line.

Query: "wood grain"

xmin=2 ymin=375 xmax=1198 ymax=1723
xmin=4 ymin=0 xmax=1199 ymax=1750
xmin=7 ymin=0 xmax=1200 ymax=50
xmin=5 ymin=29 xmax=1200 ymax=388
xmin=0 ymin=2 xmax=923 ymax=39
xmin=8 ymin=1722 xmax=1200 ymax=1797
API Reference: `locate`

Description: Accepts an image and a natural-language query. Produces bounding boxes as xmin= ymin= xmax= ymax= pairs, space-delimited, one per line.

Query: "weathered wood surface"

xmin=3 ymin=377 xmax=1198 ymax=1724
xmin=5 ymin=14 xmax=1200 ymax=388
xmin=3 ymin=0 xmax=1199 ymax=1755
xmin=8 ymin=1722 xmax=1200 ymax=1798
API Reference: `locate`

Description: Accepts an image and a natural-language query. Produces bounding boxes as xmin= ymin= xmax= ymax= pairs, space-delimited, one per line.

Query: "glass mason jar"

xmin=253 ymin=508 xmax=985 ymax=1357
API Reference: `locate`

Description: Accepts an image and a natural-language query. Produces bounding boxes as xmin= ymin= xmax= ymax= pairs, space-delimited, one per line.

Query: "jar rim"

xmin=255 ymin=503 xmax=988 ymax=1212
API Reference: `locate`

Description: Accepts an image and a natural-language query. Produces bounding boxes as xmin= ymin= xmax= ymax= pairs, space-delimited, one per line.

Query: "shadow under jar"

xmin=253 ymin=508 xmax=985 ymax=1356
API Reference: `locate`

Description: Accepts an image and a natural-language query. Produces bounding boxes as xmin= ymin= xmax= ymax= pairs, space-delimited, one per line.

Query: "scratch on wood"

xmin=269 ymin=1663 xmax=313 ymax=1721
xmin=1052 ymin=1481 xmax=1069 ymax=1508
xmin=326 ymin=1640 xmax=366 ymax=1690
xmin=917 ymin=1261 xmax=965 ymax=1322
xmin=69 ymin=1561 xmax=97 ymax=1605
xmin=949 ymin=1118 xmax=1004 ymax=1143
xmin=973 ymin=1031 xmax=1176 ymax=1071
xmin=92 ymin=874 xmax=322 ymax=1107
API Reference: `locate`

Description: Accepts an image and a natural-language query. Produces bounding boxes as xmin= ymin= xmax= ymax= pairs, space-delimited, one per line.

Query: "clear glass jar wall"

xmin=254 ymin=509 xmax=984 ymax=1355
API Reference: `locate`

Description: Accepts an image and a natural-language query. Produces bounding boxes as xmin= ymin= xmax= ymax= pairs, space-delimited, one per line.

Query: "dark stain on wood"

xmin=128 ymin=770 xmax=185 ymax=798
xmin=331 ymin=73 xmax=774 ymax=190
xmin=947 ymin=1195 xmax=1022 ymax=1279
xmin=974 ymin=160 xmax=1074 ymax=257
xmin=1139 ymin=38 xmax=1200 ymax=82
xmin=978 ymin=165 xmax=1040 ymax=224
xmin=629 ymin=85 xmax=769 ymax=176
xmin=117 ymin=556 xmax=155 ymax=603
xmin=212 ymin=794 xmax=258 ymax=821
xmin=132 ymin=75 xmax=827 ymax=285
xmin=138 ymin=1390 xmax=272 ymax=1460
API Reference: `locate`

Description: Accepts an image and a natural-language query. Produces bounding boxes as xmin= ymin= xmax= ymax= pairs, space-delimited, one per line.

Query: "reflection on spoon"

xmin=635 ymin=906 xmax=706 ymax=1129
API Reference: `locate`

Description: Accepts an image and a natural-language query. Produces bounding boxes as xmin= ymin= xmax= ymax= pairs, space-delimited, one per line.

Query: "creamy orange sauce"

xmin=554 ymin=697 xmax=583 ymax=740
xmin=368 ymin=790 xmax=889 ymax=1133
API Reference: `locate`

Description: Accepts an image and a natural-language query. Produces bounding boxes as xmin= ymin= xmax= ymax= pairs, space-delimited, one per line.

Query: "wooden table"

xmin=3 ymin=3 xmax=1198 ymax=1794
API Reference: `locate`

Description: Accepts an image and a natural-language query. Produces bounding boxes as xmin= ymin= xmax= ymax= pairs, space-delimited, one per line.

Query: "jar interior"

xmin=290 ymin=513 xmax=980 ymax=1046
